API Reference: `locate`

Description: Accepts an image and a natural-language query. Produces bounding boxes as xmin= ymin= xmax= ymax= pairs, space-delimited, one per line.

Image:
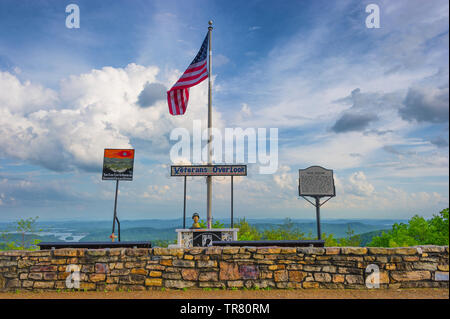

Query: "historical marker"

xmin=299 ymin=166 xmax=335 ymax=197
xmin=298 ymin=166 xmax=336 ymax=241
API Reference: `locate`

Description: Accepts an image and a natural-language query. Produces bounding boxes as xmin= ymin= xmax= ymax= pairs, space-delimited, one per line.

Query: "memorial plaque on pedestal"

xmin=299 ymin=166 xmax=335 ymax=197
xmin=193 ymin=231 xmax=222 ymax=247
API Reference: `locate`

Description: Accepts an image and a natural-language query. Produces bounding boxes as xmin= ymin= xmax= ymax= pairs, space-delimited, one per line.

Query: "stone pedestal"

xmin=172 ymin=228 xmax=239 ymax=248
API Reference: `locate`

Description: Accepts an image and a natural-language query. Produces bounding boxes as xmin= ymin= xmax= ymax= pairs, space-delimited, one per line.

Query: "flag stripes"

xmin=167 ymin=34 xmax=209 ymax=115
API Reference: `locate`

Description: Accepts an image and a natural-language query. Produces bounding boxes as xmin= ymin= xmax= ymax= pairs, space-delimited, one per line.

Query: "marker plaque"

xmin=298 ymin=166 xmax=335 ymax=197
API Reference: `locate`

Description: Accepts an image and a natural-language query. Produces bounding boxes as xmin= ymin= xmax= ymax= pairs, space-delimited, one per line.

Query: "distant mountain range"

xmin=0 ymin=218 xmax=398 ymax=247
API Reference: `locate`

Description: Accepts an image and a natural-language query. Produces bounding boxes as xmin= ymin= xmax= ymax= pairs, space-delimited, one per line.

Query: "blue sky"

xmin=0 ymin=0 xmax=448 ymax=222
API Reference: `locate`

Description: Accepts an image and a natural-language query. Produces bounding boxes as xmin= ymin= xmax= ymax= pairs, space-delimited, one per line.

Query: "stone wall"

xmin=0 ymin=246 xmax=448 ymax=291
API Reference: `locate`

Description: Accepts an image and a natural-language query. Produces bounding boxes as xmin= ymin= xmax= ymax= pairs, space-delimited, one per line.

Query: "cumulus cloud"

xmin=399 ymin=86 xmax=449 ymax=123
xmin=137 ymin=82 xmax=167 ymax=107
xmin=0 ymin=64 xmax=223 ymax=173
xmin=0 ymin=71 xmax=58 ymax=114
xmin=273 ymin=165 xmax=294 ymax=190
xmin=346 ymin=171 xmax=375 ymax=197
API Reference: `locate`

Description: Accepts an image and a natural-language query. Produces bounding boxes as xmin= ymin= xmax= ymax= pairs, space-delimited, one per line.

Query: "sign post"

xmin=298 ymin=166 xmax=336 ymax=240
xmin=102 ymin=149 xmax=135 ymax=242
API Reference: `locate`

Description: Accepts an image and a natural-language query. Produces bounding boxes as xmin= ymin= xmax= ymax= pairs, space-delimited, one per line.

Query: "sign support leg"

xmin=111 ymin=179 xmax=119 ymax=242
xmin=183 ymin=176 xmax=187 ymax=229
xmin=315 ymin=196 xmax=321 ymax=240
xmin=231 ymin=176 xmax=234 ymax=228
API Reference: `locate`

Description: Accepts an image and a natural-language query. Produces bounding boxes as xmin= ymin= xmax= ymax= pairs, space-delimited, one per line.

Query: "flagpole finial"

xmin=208 ymin=20 xmax=213 ymax=29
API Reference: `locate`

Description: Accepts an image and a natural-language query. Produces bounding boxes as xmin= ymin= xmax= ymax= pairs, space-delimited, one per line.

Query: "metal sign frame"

xmin=102 ymin=149 xmax=135 ymax=242
xmin=298 ymin=166 xmax=336 ymax=240
xmin=298 ymin=166 xmax=335 ymax=197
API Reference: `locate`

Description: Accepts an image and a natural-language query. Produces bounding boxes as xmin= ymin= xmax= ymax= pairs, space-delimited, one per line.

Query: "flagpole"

xmin=206 ymin=20 xmax=213 ymax=229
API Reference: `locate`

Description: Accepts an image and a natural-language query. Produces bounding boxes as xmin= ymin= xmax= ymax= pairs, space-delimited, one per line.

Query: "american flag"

xmin=167 ymin=33 xmax=209 ymax=115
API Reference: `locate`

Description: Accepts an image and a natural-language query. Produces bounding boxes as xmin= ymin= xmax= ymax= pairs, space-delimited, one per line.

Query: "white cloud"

xmin=346 ymin=171 xmax=375 ymax=197
xmin=0 ymin=64 xmax=225 ymax=172
xmin=273 ymin=165 xmax=294 ymax=190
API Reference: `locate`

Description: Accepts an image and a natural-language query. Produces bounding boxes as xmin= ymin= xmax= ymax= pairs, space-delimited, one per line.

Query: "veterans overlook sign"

xmin=171 ymin=165 xmax=247 ymax=176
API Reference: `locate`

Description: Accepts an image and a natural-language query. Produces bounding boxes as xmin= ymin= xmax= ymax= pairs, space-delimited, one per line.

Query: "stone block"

xmin=130 ymin=268 xmax=147 ymax=275
xmin=227 ymin=280 xmax=244 ymax=288
xmin=160 ymin=259 xmax=173 ymax=266
xmin=197 ymin=260 xmax=217 ymax=268
xmin=165 ymin=280 xmax=196 ymax=289
xmin=332 ymin=274 xmax=345 ymax=283
xmin=325 ymin=248 xmax=340 ymax=255
xmin=199 ymin=272 xmax=218 ymax=281
xmin=289 ymin=271 xmax=306 ymax=282
xmin=43 ymin=272 xmax=57 ymax=281
xmin=438 ymin=264 xmax=449 ymax=271
xmin=341 ymin=247 xmax=367 ymax=255
xmin=391 ymin=271 xmax=431 ymax=282
xmin=314 ymin=273 xmax=332 ymax=282
xmin=149 ymin=271 xmax=162 ymax=277
xmin=86 ymin=249 xmax=107 ymax=257
xmin=30 ymin=265 xmax=57 ymax=272
xmin=162 ymin=273 xmax=181 ymax=279
xmin=89 ymin=274 xmax=106 ymax=282
xmin=219 ymin=262 xmax=240 ymax=280
xmin=34 ymin=281 xmax=54 ymax=289
xmin=280 ymin=248 xmax=297 ymax=254
xmin=199 ymin=282 xmax=225 ymax=288
xmin=345 ymin=275 xmax=363 ymax=285
xmin=205 ymin=247 xmax=223 ymax=255
xmin=52 ymin=249 xmax=78 ymax=257
xmin=222 ymin=247 xmax=240 ymax=254
xmin=181 ymin=269 xmax=199 ymax=281
xmin=274 ymin=270 xmax=288 ymax=282
xmin=257 ymin=247 xmax=281 ymax=254
xmin=368 ymin=248 xmax=393 ymax=255
xmin=28 ymin=273 xmax=43 ymax=280
xmin=413 ymin=262 xmax=437 ymax=271
xmin=392 ymin=248 xmax=418 ymax=255
xmin=302 ymin=282 xmax=319 ymax=289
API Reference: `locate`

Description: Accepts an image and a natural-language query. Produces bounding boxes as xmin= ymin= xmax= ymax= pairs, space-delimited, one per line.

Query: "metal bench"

xmin=38 ymin=241 xmax=152 ymax=250
xmin=212 ymin=240 xmax=325 ymax=247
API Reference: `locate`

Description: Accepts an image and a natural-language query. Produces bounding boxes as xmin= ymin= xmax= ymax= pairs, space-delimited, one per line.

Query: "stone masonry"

xmin=0 ymin=246 xmax=448 ymax=291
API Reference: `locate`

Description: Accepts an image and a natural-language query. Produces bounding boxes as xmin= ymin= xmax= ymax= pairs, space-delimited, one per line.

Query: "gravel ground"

xmin=0 ymin=288 xmax=448 ymax=299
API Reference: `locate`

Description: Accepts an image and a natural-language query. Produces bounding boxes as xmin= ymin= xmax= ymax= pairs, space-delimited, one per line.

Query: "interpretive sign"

xmin=299 ymin=166 xmax=335 ymax=197
xmin=171 ymin=165 xmax=247 ymax=176
xmin=102 ymin=149 xmax=135 ymax=181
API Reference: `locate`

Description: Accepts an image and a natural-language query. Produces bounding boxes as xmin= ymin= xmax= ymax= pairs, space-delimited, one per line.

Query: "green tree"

xmin=428 ymin=208 xmax=449 ymax=245
xmin=1 ymin=216 xmax=42 ymax=250
xmin=262 ymin=218 xmax=306 ymax=240
xmin=369 ymin=208 xmax=449 ymax=247
xmin=235 ymin=218 xmax=261 ymax=241
xmin=322 ymin=233 xmax=338 ymax=246
xmin=337 ymin=225 xmax=361 ymax=247
xmin=198 ymin=219 xmax=225 ymax=229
